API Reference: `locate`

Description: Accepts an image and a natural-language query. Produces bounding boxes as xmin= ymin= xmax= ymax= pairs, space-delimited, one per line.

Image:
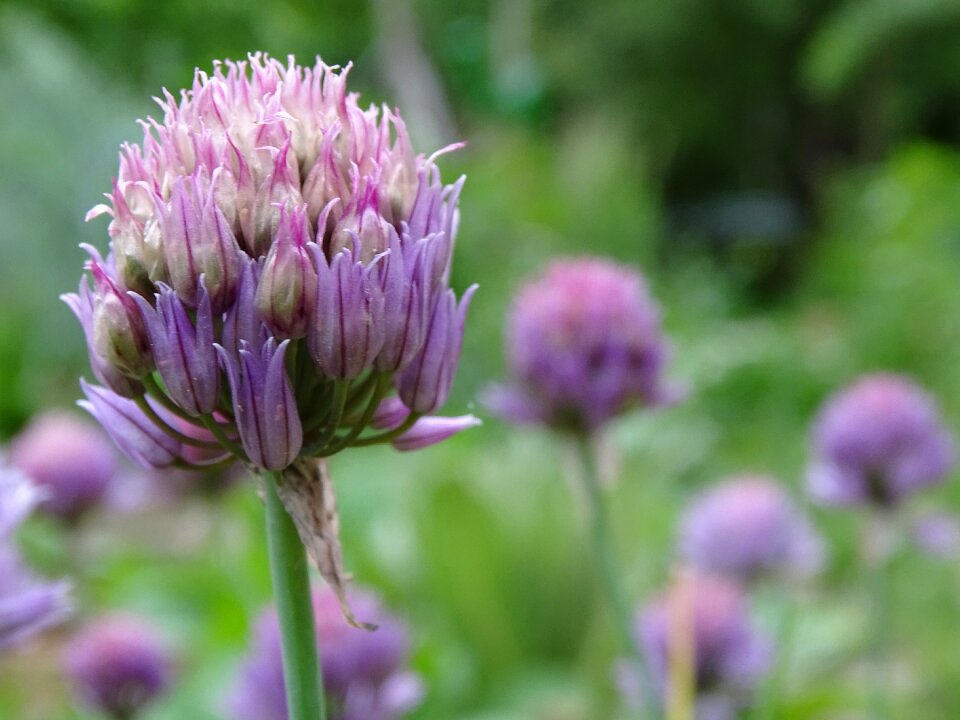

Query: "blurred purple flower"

xmin=488 ymin=258 xmax=675 ymax=433
xmin=912 ymin=511 xmax=960 ymax=558
xmin=9 ymin=411 xmax=117 ymax=521
xmin=64 ymin=615 xmax=173 ymax=720
xmin=808 ymin=373 xmax=954 ymax=509
xmin=0 ymin=468 xmax=71 ymax=651
xmin=228 ymin=586 xmax=424 ymax=720
xmin=678 ymin=475 xmax=823 ymax=583
xmin=621 ymin=572 xmax=771 ymax=720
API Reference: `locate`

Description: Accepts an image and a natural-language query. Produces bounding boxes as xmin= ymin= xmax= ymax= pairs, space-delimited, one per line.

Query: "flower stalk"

xmin=263 ymin=471 xmax=325 ymax=720
xmin=574 ymin=435 xmax=657 ymax=719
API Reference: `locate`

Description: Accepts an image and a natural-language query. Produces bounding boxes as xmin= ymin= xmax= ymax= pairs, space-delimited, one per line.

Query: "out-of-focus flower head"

xmin=64 ymin=615 xmax=173 ymax=720
xmin=9 ymin=410 xmax=117 ymax=521
xmin=65 ymin=53 xmax=478 ymax=474
xmin=487 ymin=258 xmax=675 ymax=433
xmin=807 ymin=373 xmax=954 ymax=509
xmin=677 ymin=475 xmax=823 ymax=583
xmin=64 ymin=54 xmax=479 ymax=622
xmin=228 ymin=586 xmax=423 ymax=720
xmin=620 ymin=572 xmax=771 ymax=720
xmin=0 ymin=468 xmax=71 ymax=651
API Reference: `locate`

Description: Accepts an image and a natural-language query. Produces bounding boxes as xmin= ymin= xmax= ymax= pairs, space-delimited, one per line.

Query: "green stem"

xmin=753 ymin=588 xmax=796 ymax=720
xmin=263 ymin=472 xmax=326 ymax=720
xmin=574 ymin=435 xmax=657 ymax=719
xmin=320 ymin=374 xmax=391 ymax=456
xmin=347 ymin=412 xmax=421 ymax=447
xmin=133 ymin=397 xmax=222 ymax=449
xmin=869 ymin=552 xmax=892 ymax=720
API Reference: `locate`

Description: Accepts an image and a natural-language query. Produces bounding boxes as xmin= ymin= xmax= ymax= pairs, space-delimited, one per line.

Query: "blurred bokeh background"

xmin=3 ymin=0 xmax=960 ymax=717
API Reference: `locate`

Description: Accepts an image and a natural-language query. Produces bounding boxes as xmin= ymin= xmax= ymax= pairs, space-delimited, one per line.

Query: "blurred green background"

xmin=3 ymin=0 xmax=960 ymax=717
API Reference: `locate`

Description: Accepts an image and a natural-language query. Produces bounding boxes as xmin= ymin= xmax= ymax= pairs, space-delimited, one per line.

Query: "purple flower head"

xmin=71 ymin=54 xmax=477 ymax=623
xmin=624 ymin=572 xmax=771 ymax=719
xmin=678 ymin=475 xmax=823 ymax=583
xmin=9 ymin=411 xmax=117 ymax=521
xmin=228 ymin=586 xmax=424 ymax=720
xmin=808 ymin=373 xmax=954 ymax=509
xmin=489 ymin=258 xmax=674 ymax=433
xmin=65 ymin=615 xmax=173 ymax=720
xmin=0 ymin=468 xmax=71 ymax=651
xmin=69 ymin=54 xmax=476 ymax=477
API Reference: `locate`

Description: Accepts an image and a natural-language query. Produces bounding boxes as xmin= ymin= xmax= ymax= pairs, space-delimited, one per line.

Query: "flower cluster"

xmin=677 ymin=475 xmax=822 ymax=583
xmin=808 ymin=373 xmax=954 ymax=509
xmin=64 ymin=615 xmax=173 ymax=720
xmin=488 ymin=258 xmax=673 ymax=433
xmin=9 ymin=411 xmax=117 ymax=522
xmin=0 ymin=468 xmax=71 ymax=651
xmin=228 ymin=586 xmax=423 ymax=720
xmin=66 ymin=53 xmax=477 ymax=475
xmin=623 ymin=572 xmax=771 ymax=720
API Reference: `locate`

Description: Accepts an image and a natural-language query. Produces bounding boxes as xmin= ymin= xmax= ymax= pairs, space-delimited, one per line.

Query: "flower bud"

xmin=63 ymin=281 xmax=144 ymax=398
xmin=216 ymin=339 xmax=302 ymax=470
xmin=249 ymin=141 xmax=302 ymax=257
xmin=309 ymin=245 xmax=386 ymax=380
xmin=90 ymin=262 xmax=152 ymax=378
xmin=255 ymin=206 xmax=318 ymax=339
xmin=198 ymin=181 xmax=244 ymax=312
xmin=375 ymin=230 xmax=433 ymax=372
xmin=397 ymin=285 xmax=476 ymax=413
xmin=132 ymin=282 xmax=220 ymax=416
xmin=392 ymin=414 xmax=481 ymax=452
xmin=329 ymin=181 xmax=392 ymax=262
xmin=79 ymin=380 xmax=181 ymax=469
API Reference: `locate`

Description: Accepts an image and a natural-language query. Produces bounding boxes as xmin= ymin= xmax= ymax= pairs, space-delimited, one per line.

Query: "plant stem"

xmin=263 ymin=471 xmax=326 ymax=720
xmin=753 ymin=587 xmax=796 ymax=720
xmin=869 ymin=551 xmax=892 ymax=720
xmin=574 ymin=434 xmax=657 ymax=718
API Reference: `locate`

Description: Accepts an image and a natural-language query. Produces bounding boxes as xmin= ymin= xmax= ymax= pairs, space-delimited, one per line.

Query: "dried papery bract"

xmin=65 ymin=53 xmax=479 ymax=720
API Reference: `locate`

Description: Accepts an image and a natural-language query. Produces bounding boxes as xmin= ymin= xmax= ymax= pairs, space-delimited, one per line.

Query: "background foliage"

xmin=3 ymin=0 xmax=960 ymax=717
